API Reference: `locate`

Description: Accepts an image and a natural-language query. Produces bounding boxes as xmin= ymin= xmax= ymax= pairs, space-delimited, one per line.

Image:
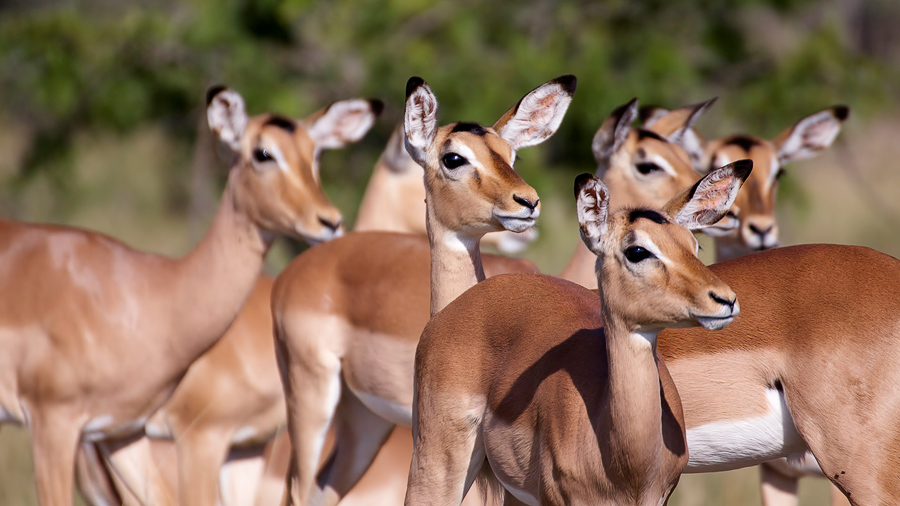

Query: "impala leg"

xmin=30 ymin=410 xmax=83 ymax=506
xmin=175 ymin=427 xmax=232 ymax=506
xmin=276 ymin=328 xmax=343 ymax=506
xmin=100 ymin=434 xmax=176 ymax=506
xmin=760 ymin=462 xmax=799 ymax=506
xmin=405 ymin=397 xmax=486 ymax=506
xmin=311 ymin=391 xmax=396 ymax=506
xmin=220 ymin=448 xmax=267 ymax=506
xmin=75 ymin=442 xmax=121 ymax=506
xmin=254 ymin=429 xmax=292 ymax=506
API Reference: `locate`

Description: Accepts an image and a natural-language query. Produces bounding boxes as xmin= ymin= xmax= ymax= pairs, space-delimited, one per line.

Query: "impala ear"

xmin=592 ymin=98 xmax=638 ymax=172
xmin=773 ymin=105 xmax=849 ymax=165
xmin=575 ymin=173 xmax=610 ymax=255
xmin=646 ymin=98 xmax=715 ymax=171
xmin=403 ymin=77 xmax=438 ymax=166
xmin=638 ymin=105 xmax=671 ymax=128
xmin=306 ymin=98 xmax=383 ymax=150
xmin=493 ymin=74 xmax=577 ymax=152
xmin=207 ymin=85 xmax=247 ymax=152
xmin=664 ymin=159 xmax=752 ymax=231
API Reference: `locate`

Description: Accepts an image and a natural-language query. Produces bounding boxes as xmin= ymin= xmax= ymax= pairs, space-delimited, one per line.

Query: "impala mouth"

xmin=297 ymin=226 xmax=343 ymax=246
xmin=495 ymin=210 xmax=539 ymax=233
xmin=695 ymin=315 xmax=735 ymax=331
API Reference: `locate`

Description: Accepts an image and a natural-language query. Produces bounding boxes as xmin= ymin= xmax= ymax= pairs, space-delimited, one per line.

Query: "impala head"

xmin=593 ymin=98 xmax=714 ymax=213
xmin=647 ymin=104 xmax=849 ymax=258
xmin=403 ymin=75 xmax=576 ymax=240
xmin=577 ymin=159 xmax=752 ymax=332
xmin=704 ymin=106 xmax=848 ymax=257
xmin=206 ymin=85 xmax=383 ymax=243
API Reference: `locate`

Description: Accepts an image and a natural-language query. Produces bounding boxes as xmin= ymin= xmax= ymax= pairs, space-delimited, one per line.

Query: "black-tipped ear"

xmin=833 ymin=105 xmax=850 ymax=121
xmin=552 ymin=74 xmax=578 ymax=95
xmin=369 ymin=99 xmax=385 ymax=117
xmin=664 ymin=159 xmax=752 ymax=231
xmin=404 ymin=77 xmax=438 ymax=166
xmin=575 ymin=173 xmax=611 ymax=255
xmin=406 ymin=77 xmax=426 ymax=99
xmin=492 ymin=74 xmax=577 ymax=151
xmin=206 ymin=84 xmax=227 ymax=106
xmin=306 ymin=98 xmax=380 ymax=150
xmin=207 ymin=87 xmax=247 ymax=152
xmin=774 ymin=105 xmax=850 ymax=165
xmin=592 ymin=98 xmax=639 ymax=167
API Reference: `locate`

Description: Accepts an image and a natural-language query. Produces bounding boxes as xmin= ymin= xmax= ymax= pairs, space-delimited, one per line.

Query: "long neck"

xmin=600 ymin=298 xmax=664 ymax=473
xmin=558 ymin=241 xmax=599 ymax=289
xmin=167 ymin=172 xmax=270 ymax=364
xmin=353 ymin=158 xmax=425 ymax=234
xmin=427 ymin=204 xmax=485 ymax=316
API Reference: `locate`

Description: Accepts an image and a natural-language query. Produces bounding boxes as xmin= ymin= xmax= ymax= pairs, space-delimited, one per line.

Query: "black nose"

xmin=748 ymin=223 xmax=773 ymax=238
xmin=319 ymin=216 xmax=342 ymax=232
xmin=709 ymin=291 xmax=735 ymax=312
xmin=513 ymin=194 xmax=539 ymax=211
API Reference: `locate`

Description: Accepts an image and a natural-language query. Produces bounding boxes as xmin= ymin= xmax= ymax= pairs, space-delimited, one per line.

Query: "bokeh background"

xmin=1 ymin=0 xmax=899 ymax=504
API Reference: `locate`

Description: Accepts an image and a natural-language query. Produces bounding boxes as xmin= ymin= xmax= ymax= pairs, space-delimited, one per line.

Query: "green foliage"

xmin=0 ymin=0 xmax=896 ymax=217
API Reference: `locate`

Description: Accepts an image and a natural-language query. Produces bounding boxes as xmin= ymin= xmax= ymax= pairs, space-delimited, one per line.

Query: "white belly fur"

xmin=685 ymin=388 xmax=808 ymax=472
xmin=347 ymin=387 xmax=413 ymax=426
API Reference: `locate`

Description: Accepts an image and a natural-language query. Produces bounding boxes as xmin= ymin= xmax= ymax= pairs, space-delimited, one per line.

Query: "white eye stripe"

xmin=444 ymin=143 xmax=484 ymax=172
xmin=631 ymin=230 xmax=671 ymax=265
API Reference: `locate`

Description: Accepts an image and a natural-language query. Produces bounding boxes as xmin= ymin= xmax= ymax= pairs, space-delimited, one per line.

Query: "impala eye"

xmin=636 ymin=162 xmax=661 ymax=175
xmin=441 ymin=153 xmax=467 ymax=169
xmin=253 ymin=148 xmax=274 ymax=163
xmin=624 ymin=246 xmax=654 ymax=263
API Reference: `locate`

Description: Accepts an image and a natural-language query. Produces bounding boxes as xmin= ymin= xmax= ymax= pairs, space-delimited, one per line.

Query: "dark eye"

xmin=441 ymin=153 xmax=467 ymax=169
xmin=636 ymin=163 xmax=661 ymax=175
xmin=624 ymin=246 xmax=654 ymax=263
xmin=253 ymin=148 xmax=274 ymax=163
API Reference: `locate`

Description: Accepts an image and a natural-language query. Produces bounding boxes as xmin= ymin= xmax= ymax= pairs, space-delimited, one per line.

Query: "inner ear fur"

xmin=663 ymin=159 xmax=752 ymax=231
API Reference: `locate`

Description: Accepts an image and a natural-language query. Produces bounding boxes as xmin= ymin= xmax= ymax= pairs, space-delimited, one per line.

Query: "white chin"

xmin=696 ymin=316 xmax=734 ymax=331
xmin=497 ymin=217 xmax=536 ymax=233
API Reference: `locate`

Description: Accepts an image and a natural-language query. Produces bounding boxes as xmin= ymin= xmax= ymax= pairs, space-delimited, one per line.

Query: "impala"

xmin=0 ymin=85 xmax=370 ymax=506
xmin=407 ymin=163 xmax=748 ymax=506
xmin=643 ymin=104 xmax=848 ymax=261
xmin=644 ymin=103 xmax=850 ymax=506
xmin=274 ymin=74 xmax=576 ymax=506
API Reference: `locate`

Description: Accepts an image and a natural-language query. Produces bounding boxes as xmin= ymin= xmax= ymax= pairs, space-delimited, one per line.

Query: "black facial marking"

xmin=724 ymin=135 xmax=760 ymax=152
xmin=451 ymin=122 xmax=489 ymax=136
xmin=264 ymin=115 xmax=296 ymax=133
xmin=637 ymin=128 xmax=666 ymax=142
xmin=628 ymin=208 xmax=669 ymax=225
xmin=206 ymin=84 xmax=227 ymax=106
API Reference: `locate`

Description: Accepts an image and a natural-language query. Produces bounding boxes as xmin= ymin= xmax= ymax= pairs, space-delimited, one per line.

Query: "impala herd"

xmin=6 ymin=71 xmax=892 ymax=506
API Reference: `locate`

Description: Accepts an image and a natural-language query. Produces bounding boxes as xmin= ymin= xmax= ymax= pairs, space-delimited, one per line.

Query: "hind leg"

xmin=311 ymin=391 xmax=395 ymax=506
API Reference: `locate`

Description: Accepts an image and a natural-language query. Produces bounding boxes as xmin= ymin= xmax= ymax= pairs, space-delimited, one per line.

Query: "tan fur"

xmin=274 ymin=75 xmax=573 ymax=506
xmin=0 ymin=87 xmax=345 ymax=506
xmin=559 ymin=105 xmax=703 ymax=289
xmin=407 ymin=172 xmax=741 ymax=506
xmin=651 ymin=244 xmax=900 ymax=505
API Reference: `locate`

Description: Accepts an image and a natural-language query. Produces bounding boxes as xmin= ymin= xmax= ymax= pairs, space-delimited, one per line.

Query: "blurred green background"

xmin=1 ymin=0 xmax=899 ymax=504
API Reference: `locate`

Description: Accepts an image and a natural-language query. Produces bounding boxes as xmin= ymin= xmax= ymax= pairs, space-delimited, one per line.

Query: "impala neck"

xmin=353 ymin=158 xmax=424 ymax=234
xmin=559 ymin=241 xmax=599 ymax=289
xmin=599 ymin=291 xmax=664 ymax=469
xmin=426 ymin=204 xmax=485 ymax=316
xmin=169 ymin=170 xmax=270 ymax=364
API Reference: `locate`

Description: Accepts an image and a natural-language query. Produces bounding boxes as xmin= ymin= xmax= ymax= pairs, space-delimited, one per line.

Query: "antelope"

xmin=642 ymin=104 xmax=849 ymax=262
xmin=644 ymin=104 xmax=850 ymax=506
xmin=407 ymin=163 xmax=748 ymax=506
xmin=82 ymin=122 xmax=533 ymax=505
xmin=356 ymin=125 xmax=540 ymax=254
xmin=0 ymin=84 xmax=376 ymax=506
xmin=273 ymin=74 xmax=576 ymax=506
